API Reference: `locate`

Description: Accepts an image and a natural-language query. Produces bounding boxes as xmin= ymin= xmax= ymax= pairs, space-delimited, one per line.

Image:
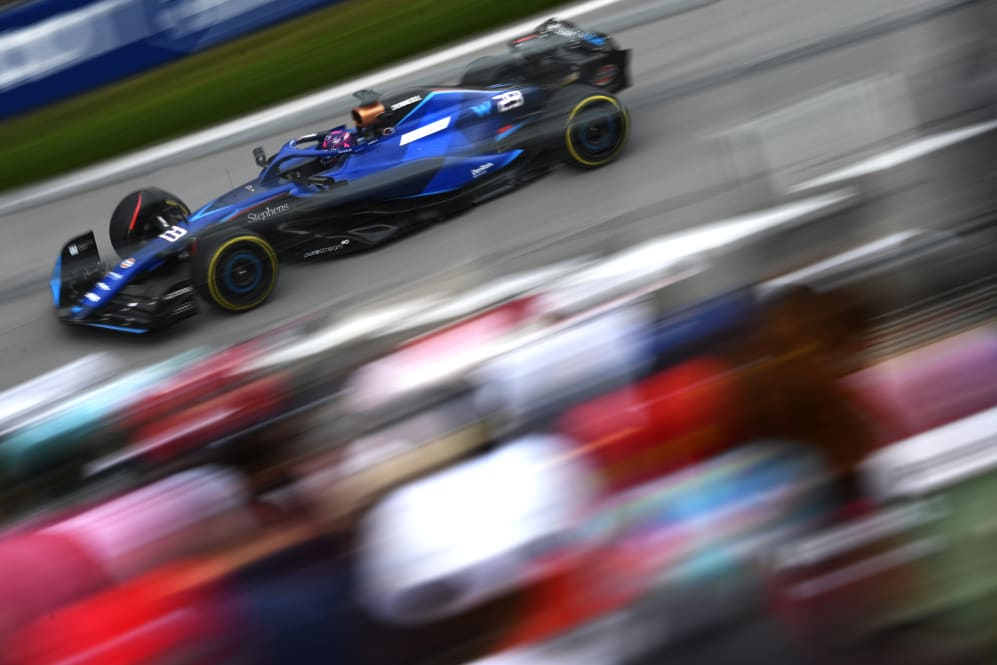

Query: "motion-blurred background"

xmin=0 ymin=0 xmax=995 ymax=663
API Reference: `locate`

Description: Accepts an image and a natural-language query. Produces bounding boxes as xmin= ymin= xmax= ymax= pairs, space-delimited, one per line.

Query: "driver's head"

xmin=321 ymin=128 xmax=355 ymax=153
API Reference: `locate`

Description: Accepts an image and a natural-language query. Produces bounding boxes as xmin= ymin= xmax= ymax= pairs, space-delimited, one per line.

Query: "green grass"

xmin=0 ymin=0 xmax=568 ymax=193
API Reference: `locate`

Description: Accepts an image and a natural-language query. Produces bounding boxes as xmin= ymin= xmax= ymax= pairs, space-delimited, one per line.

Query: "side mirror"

xmin=253 ymin=146 xmax=268 ymax=167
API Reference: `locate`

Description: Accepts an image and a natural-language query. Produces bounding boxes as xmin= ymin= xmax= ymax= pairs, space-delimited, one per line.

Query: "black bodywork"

xmin=461 ymin=18 xmax=632 ymax=93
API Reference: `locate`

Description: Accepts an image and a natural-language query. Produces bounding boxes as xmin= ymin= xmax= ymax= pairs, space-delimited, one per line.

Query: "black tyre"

xmin=109 ymin=188 xmax=190 ymax=257
xmin=556 ymin=87 xmax=630 ymax=169
xmin=459 ymin=55 xmax=524 ymax=86
xmin=191 ymin=229 xmax=279 ymax=312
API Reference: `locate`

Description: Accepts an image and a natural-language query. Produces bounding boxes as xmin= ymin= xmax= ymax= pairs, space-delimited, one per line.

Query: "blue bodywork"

xmin=54 ymin=86 xmax=545 ymax=331
xmin=50 ymin=12 xmax=635 ymax=333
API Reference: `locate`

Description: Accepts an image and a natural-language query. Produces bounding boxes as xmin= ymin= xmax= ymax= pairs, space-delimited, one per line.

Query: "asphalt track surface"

xmin=0 ymin=0 xmax=995 ymax=392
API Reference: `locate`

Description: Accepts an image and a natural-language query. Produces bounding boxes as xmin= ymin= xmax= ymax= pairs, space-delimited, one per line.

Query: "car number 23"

xmin=492 ymin=90 xmax=525 ymax=113
xmin=159 ymin=226 xmax=188 ymax=242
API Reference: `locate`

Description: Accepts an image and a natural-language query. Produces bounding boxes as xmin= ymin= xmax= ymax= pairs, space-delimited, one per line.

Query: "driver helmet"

xmin=321 ymin=127 xmax=356 ymax=153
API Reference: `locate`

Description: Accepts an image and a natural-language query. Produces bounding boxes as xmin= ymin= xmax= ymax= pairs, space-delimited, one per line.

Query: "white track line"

xmin=789 ymin=118 xmax=997 ymax=192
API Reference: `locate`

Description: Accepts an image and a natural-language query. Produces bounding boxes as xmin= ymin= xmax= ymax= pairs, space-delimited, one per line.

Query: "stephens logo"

xmin=248 ymin=202 xmax=290 ymax=223
xmin=471 ymin=162 xmax=494 ymax=178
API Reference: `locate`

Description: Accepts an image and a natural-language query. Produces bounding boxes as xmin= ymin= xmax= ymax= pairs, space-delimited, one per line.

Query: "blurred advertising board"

xmin=0 ymin=0 xmax=340 ymax=118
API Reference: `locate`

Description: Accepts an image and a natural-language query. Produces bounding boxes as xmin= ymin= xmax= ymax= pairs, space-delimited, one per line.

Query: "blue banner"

xmin=0 ymin=0 xmax=341 ymax=119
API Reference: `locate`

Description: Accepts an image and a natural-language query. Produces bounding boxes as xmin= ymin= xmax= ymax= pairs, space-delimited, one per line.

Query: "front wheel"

xmin=191 ymin=229 xmax=279 ymax=312
xmin=109 ymin=188 xmax=190 ymax=257
xmin=560 ymin=89 xmax=630 ymax=169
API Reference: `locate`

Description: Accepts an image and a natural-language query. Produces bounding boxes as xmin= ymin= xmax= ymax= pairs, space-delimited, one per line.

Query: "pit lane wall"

xmin=0 ymin=0 xmax=342 ymax=120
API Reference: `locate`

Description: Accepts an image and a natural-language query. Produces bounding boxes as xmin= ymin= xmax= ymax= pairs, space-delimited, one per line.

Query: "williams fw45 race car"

xmin=51 ymin=18 xmax=632 ymax=334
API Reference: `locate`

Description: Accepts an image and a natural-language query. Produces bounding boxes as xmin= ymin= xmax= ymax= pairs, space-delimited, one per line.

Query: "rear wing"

xmin=511 ymin=18 xmax=616 ymax=51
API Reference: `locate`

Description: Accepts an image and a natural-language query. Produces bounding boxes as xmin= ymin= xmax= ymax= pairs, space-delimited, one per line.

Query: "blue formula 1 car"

xmin=51 ymin=19 xmax=632 ymax=334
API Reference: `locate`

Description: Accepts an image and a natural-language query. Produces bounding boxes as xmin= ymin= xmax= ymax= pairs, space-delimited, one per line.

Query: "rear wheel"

xmin=109 ymin=188 xmax=189 ymax=257
xmin=191 ymin=229 xmax=279 ymax=312
xmin=557 ymin=88 xmax=630 ymax=169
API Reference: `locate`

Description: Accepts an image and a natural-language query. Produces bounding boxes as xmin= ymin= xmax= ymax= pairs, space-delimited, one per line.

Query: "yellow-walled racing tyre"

xmin=558 ymin=87 xmax=630 ymax=169
xmin=191 ymin=229 xmax=279 ymax=312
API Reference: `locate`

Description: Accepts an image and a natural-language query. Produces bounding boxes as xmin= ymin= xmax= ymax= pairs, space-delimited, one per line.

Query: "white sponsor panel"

xmin=390 ymin=95 xmax=422 ymax=111
xmin=399 ymin=116 xmax=453 ymax=147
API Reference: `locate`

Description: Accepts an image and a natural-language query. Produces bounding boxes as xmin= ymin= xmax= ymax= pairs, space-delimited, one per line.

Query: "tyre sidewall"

xmin=193 ymin=230 xmax=279 ymax=312
xmin=560 ymin=88 xmax=630 ymax=169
